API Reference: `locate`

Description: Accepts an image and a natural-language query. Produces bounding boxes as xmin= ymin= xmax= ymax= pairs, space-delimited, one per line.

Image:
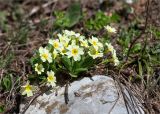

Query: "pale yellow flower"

xmin=47 ymin=70 xmax=56 ymax=87
xmin=58 ymin=33 xmax=65 ymax=41
xmin=105 ymin=25 xmax=116 ymax=33
xmin=105 ymin=43 xmax=114 ymax=52
xmin=35 ymin=63 xmax=44 ymax=74
xmin=79 ymin=36 xmax=85 ymax=42
xmin=49 ymin=39 xmax=61 ymax=50
xmin=66 ymin=44 xmax=84 ymax=61
xmin=39 ymin=47 xmax=52 ymax=63
xmin=63 ymin=30 xmax=75 ymax=36
xmin=88 ymin=47 xmax=103 ymax=59
xmin=89 ymin=36 xmax=103 ymax=50
xmin=58 ymin=46 xmax=67 ymax=55
xmin=63 ymin=30 xmax=81 ymax=39
xmin=79 ymin=36 xmax=89 ymax=48
xmin=112 ymin=50 xmax=119 ymax=66
xmin=80 ymin=40 xmax=89 ymax=48
xmin=58 ymin=33 xmax=70 ymax=47
xmin=22 ymin=82 xmax=33 ymax=97
xmin=74 ymin=33 xmax=80 ymax=38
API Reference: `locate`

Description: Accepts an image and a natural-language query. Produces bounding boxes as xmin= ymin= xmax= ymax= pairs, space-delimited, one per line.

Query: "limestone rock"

xmin=20 ymin=75 xmax=144 ymax=114
xmin=124 ymin=0 xmax=134 ymax=4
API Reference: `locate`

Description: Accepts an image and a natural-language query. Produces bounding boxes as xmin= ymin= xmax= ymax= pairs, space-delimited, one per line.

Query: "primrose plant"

xmin=21 ymin=28 xmax=119 ymax=97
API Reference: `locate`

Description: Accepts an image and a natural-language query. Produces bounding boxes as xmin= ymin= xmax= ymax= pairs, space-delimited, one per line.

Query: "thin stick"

xmin=64 ymin=82 xmax=69 ymax=104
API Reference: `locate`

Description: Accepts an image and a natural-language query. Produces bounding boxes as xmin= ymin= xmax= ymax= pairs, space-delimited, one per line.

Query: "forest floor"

xmin=0 ymin=0 xmax=160 ymax=114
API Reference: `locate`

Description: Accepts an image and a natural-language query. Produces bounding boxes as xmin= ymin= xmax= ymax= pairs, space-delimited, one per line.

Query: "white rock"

xmin=20 ymin=75 xmax=144 ymax=114
xmin=125 ymin=0 xmax=134 ymax=4
xmin=99 ymin=0 xmax=134 ymax=4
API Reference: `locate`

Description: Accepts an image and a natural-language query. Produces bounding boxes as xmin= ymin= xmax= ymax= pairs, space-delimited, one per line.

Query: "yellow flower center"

xmin=92 ymin=41 xmax=97 ymax=46
xmin=25 ymin=85 xmax=31 ymax=91
xmin=42 ymin=53 xmax=48 ymax=59
xmin=48 ymin=75 xmax=55 ymax=82
xmin=95 ymin=51 xmax=99 ymax=55
xmin=64 ymin=43 xmax=68 ymax=47
xmin=53 ymin=42 xmax=59 ymax=48
xmin=72 ymin=48 xmax=78 ymax=55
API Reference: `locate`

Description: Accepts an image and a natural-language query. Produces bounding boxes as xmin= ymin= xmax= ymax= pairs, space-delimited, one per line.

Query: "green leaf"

xmin=0 ymin=11 xmax=8 ymax=31
xmin=1 ymin=74 xmax=12 ymax=91
xmin=51 ymin=64 xmax=57 ymax=72
xmin=70 ymin=67 xmax=87 ymax=77
xmin=110 ymin=13 xmax=120 ymax=22
xmin=0 ymin=105 xmax=4 ymax=113
xmin=61 ymin=56 xmax=72 ymax=71
xmin=150 ymin=27 xmax=160 ymax=39
xmin=132 ymin=43 xmax=142 ymax=53
xmin=13 ymin=25 xmax=29 ymax=44
xmin=72 ymin=61 xmax=80 ymax=71
xmin=143 ymin=59 xmax=151 ymax=76
xmin=69 ymin=73 xmax=78 ymax=78
xmin=54 ymin=2 xmax=82 ymax=28
xmin=28 ymin=74 xmax=37 ymax=80
xmin=0 ymin=51 xmax=14 ymax=69
xmin=85 ymin=11 xmax=120 ymax=30
xmin=65 ymin=2 xmax=82 ymax=27
xmin=74 ymin=68 xmax=88 ymax=74
xmin=124 ymin=36 xmax=131 ymax=47
xmin=81 ymin=56 xmax=94 ymax=68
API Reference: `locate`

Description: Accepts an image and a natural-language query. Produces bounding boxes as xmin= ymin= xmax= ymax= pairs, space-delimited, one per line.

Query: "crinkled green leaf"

xmin=61 ymin=56 xmax=72 ymax=71
xmin=1 ymin=74 xmax=12 ymax=91
xmin=69 ymin=73 xmax=78 ymax=78
xmin=81 ymin=56 xmax=94 ymax=68
xmin=65 ymin=2 xmax=82 ymax=27
xmin=132 ymin=43 xmax=141 ymax=53
xmin=54 ymin=2 xmax=82 ymax=28
xmin=74 ymin=68 xmax=88 ymax=75
xmin=0 ymin=105 xmax=4 ymax=113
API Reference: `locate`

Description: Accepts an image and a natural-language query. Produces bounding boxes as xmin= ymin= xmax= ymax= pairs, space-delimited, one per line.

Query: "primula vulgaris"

xmin=105 ymin=43 xmax=119 ymax=66
xmin=88 ymin=47 xmax=103 ymax=59
xmin=105 ymin=25 xmax=116 ymax=33
xmin=47 ymin=70 xmax=56 ymax=87
xmin=26 ymin=30 xmax=120 ymax=98
xmin=112 ymin=50 xmax=119 ymax=66
xmin=63 ymin=30 xmax=76 ymax=36
xmin=105 ymin=43 xmax=114 ymax=53
xmin=39 ymin=47 xmax=52 ymax=63
xmin=35 ymin=63 xmax=44 ymax=74
xmin=49 ymin=39 xmax=61 ymax=50
xmin=58 ymin=33 xmax=70 ymax=47
xmin=58 ymin=46 xmax=67 ymax=55
xmin=89 ymin=36 xmax=103 ymax=50
xmin=21 ymin=82 xmax=34 ymax=97
xmin=63 ymin=30 xmax=81 ymax=38
xmin=67 ymin=44 xmax=84 ymax=61
xmin=79 ymin=36 xmax=89 ymax=48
